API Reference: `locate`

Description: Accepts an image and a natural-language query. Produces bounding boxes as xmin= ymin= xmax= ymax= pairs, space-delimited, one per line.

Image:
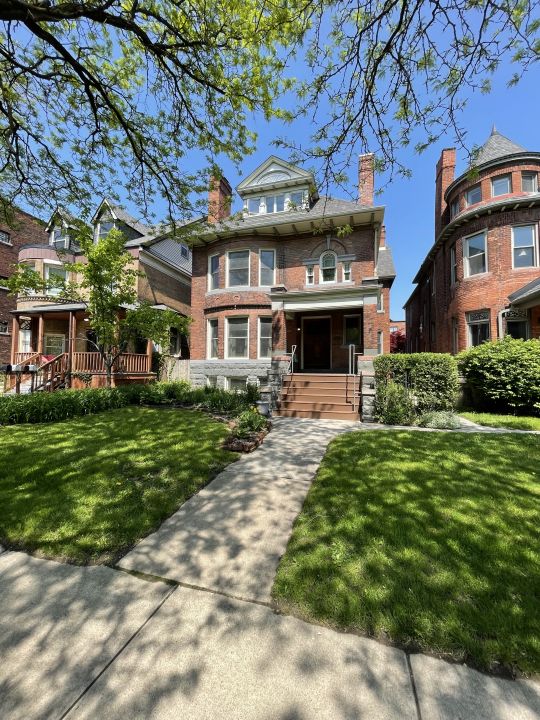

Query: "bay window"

xmin=208 ymin=254 xmax=220 ymax=290
xmin=207 ymin=319 xmax=218 ymax=359
xmin=466 ymin=185 xmax=481 ymax=206
xmin=259 ymin=249 xmax=275 ymax=286
xmin=522 ymin=172 xmax=538 ymax=193
xmin=463 ymin=232 xmax=487 ymax=276
xmin=491 ymin=175 xmax=511 ymax=197
xmin=512 ymin=225 xmax=537 ymax=268
xmin=258 ymin=317 xmax=272 ymax=358
xmin=227 ymin=250 xmax=250 ymax=286
xmin=227 ymin=317 xmax=249 ymax=358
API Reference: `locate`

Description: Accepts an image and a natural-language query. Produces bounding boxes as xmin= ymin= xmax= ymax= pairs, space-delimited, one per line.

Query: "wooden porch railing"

xmin=72 ymin=352 xmax=105 ymax=373
xmin=114 ymin=353 xmax=151 ymax=374
xmin=13 ymin=352 xmax=41 ymax=367
xmin=72 ymin=352 xmax=150 ymax=374
xmin=34 ymin=353 xmax=68 ymax=392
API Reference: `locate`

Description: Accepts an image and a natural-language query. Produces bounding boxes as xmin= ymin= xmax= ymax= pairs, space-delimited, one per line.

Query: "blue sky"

xmin=186 ymin=67 xmax=540 ymax=320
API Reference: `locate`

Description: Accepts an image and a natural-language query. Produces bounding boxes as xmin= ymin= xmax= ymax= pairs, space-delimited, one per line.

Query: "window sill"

xmin=462 ymin=272 xmax=490 ymax=280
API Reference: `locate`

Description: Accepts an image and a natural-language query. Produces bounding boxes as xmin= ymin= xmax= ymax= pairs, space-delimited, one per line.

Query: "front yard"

xmin=0 ymin=407 xmax=237 ymax=564
xmin=273 ymin=430 xmax=540 ymax=675
xmin=461 ymin=411 xmax=540 ymax=432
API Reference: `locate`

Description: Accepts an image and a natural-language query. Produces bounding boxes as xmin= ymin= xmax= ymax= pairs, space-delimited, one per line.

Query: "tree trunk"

xmin=105 ymin=361 xmax=113 ymax=388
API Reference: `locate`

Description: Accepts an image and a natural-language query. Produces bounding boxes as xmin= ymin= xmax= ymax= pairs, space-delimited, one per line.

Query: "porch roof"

xmin=270 ymin=284 xmax=380 ymax=312
xmin=508 ymin=277 xmax=540 ymax=308
xmin=12 ymin=303 xmax=87 ymax=315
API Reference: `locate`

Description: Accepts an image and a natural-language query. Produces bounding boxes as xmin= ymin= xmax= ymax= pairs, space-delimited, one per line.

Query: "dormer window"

xmin=320 ymin=251 xmax=337 ymax=283
xmin=50 ymin=227 xmax=68 ymax=249
xmin=244 ymin=190 xmax=307 ymax=216
xmin=266 ymin=194 xmax=285 ymax=213
xmin=96 ymin=220 xmax=115 ymax=241
xmin=288 ymin=191 xmax=304 ymax=209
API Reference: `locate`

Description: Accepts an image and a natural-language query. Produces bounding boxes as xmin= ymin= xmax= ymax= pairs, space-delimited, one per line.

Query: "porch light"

xmin=83 ymin=318 xmax=90 ymax=322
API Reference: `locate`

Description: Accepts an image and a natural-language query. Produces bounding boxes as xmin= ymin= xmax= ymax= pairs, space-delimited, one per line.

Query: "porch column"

xmin=10 ymin=316 xmax=19 ymax=364
xmin=67 ymin=311 xmax=76 ymax=387
xmin=146 ymin=339 xmax=153 ymax=373
xmin=37 ymin=314 xmax=44 ymax=355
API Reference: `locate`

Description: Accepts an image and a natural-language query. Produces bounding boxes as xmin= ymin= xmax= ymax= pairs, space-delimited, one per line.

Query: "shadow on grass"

xmin=0 ymin=407 xmax=237 ymax=563
xmin=272 ymin=430 xmax=540 ymax=675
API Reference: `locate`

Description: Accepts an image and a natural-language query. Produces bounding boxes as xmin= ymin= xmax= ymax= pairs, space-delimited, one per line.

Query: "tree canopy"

xmin=1 ymin=0 xmax=538 ymax=217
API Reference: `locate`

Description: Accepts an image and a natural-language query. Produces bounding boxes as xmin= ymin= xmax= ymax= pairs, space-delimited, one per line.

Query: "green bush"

xmin=234 ymin=409 xmax=269 ymax=438
xmin=0 ymin=380 xmax=256 ymax=426
xmin=458 ymin=337 xmax=540 ymax=415
xmin=373 ymin=380 xmax=415 ymax=425
xmin=416 ymin=410 xmax=462 ymax=430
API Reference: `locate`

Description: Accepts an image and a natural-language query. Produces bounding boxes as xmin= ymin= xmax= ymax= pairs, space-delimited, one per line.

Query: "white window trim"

xmin=0 ymin=230 xmax=12 ymax=246
xmin=257 ymin=316 xmax=273 ymax=359
xmin=463 ymin=230 xmax=488 ymax=278
xmin=319 ymin=251 xmax=338 ymax=284
xmin=342 ymin=261 xmax=352 ymax=283
xmin=522 ymin=172 xmax=538 ymax=193
xmin=450 ymin=245 xmax=457 ymax=285
xmin=225 ymin=316 xmax=249 ymax=359
xmin=511 ymin=224 xmax=538 ymax=270
xmin=44 ymin=263 xmax=67 ymax=296
xmin=226 ymin=249 xmax=250 ymax=288
xmin=208 ymin=253 xmax=220 ymax=291
xmin=259 ymin=249 xmax=276 ymax=287
xmin=305 ymin=265 xmax=315 ymax=285
xmin=491 ymin=174 xmax=512 ymax=197
xmin=206 ymin=318 xmax=219 ymax=360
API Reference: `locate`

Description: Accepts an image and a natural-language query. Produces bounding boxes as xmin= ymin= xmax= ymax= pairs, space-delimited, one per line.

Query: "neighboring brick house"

xmin=190 ymin=155 xmax=395 ymax=394
xmin=9 ymin=199 xmax=192 ymax=388
xmin=405 ymin=129 xmax=540 ymax=353
xmin=0 ymin=208 xmax=49 ymax=366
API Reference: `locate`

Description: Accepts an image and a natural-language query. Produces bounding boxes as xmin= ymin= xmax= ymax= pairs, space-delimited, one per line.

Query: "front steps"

xmin=276 ymin=374 xmax=361 ymax=421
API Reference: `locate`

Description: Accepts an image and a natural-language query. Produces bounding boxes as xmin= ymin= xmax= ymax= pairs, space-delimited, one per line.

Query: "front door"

xmin=302 ymin=317 xmax=331 ymax=370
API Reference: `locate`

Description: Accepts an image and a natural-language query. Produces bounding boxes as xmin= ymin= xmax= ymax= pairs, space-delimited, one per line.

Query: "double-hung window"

xmin=0 ymin=230 xmax=11 ymax=245
xmin=227 ymin=317 xmax=249 ymax=358
xmin=259 ymin=249 xmax=275 ymax=286
xmin=207 ymin=319 xmax=218 ymax=358
xmin=463 ymin=232 xmax=487 ymax=276
xmin=491 ymin=175 xmax=511 ymax=197
xmin=208 ymin=254 xmax=220 ymax=290
xmin=227 ymin=250 xmax=249 ymax=286
xmin=522 ymin=172 xmax=538 ymax=193
xmin=450 ymin=199 xmax=459 ymax=219
xmin=512 ymin=225 xmax=537 ymax=268
xmin=45 ymin=264 xmax=67 ymax=296
xmin=97 ymin=220 xmax=114 ymax=240
xmin=258 ymin=317 xmax=272 ymax=358
xmin=320 ymin=252 xmax=337 ymax=283
xmin=466 ymin=185 xmax=481 ymax=206
xmin=467 ymin=310 xmax=490 ymax=346
xmin=342 ymin=262 xmax=351 ymax=282
xmin=306 ymin=265 xmax=314 ymax=285
xmin=450 ymin=246 xmax=457 ymax=285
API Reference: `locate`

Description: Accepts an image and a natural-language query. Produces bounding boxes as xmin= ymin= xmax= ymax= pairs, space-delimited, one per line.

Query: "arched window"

xmin=320 ymin=251 xmax=337 ymax=283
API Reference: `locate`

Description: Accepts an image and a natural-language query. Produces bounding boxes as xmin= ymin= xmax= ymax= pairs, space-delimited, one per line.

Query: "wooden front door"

xmin=302 ymin=317 xmax=331 ymax=370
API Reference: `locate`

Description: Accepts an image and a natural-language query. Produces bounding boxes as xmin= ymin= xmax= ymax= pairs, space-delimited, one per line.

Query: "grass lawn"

xmin=461 ymin=411 xmax=540 ymax=432
xmin=0 ymin=407 xmax=237 ymax=564
xmin=273 ymin=430 xmax=540 ymax=675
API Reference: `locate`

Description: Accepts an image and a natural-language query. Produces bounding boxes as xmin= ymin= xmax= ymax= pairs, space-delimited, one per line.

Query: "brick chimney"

xmin=208 ymin=175 xmax=232 ymax=224
xmin=358 ymin=153 xmax=375 ymax=205
xmin=434 ymin=148 xmax=456 ymax=238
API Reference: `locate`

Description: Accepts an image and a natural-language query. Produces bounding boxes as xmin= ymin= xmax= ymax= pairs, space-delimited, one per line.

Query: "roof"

xmin=508 ymin=276 xmax=540 ymax=306
xmin=475 ymin=128 xmax=526 ymax=166
xmin=375 ymin=246 xmax=396 ymax=279
xmin=193 ymin=196 xmax=384 ymax=244
xmin=93 ymin=199 xmax=152 ymax=236
xmin=13 ymin=303 xmax=87 ymax=314
xmin=236 ymin=156 xmax=315 ymax=197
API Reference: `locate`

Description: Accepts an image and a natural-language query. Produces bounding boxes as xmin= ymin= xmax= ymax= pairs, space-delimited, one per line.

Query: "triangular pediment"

xmin=237 ymin=156 xmax=314 ymax=197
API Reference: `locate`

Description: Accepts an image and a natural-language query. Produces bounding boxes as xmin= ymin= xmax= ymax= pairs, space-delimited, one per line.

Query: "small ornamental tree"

xmin=390 ymin=329 xmax=407 ymax=354
xmin=8 ymin=227 xmax=190 ymax=386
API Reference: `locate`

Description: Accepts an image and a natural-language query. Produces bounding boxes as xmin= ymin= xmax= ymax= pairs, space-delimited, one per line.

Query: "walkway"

xmin=1 ymin=417 xmax=539 ymax=720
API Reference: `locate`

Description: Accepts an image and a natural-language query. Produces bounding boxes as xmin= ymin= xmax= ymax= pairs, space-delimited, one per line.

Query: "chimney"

xmin=358 ymin=153 xmax=374 ymax=205
xmin=434 ymin=148 xmax=456 ymax=238
xmin=208 ymin=175 xmax=232 ymax=224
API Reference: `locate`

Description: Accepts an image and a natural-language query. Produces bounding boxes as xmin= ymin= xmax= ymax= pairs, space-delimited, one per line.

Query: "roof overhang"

xmin=508 ymin=278 xmax=540 ymax=309
xmin=192 ymin=206 xmax=385 ymax=246
xmin=12 ymin=302 xmax=87 ymax=315
xmin=445 ymin=152 xmax=540 ymax=200
xmin=270 ymin=284 xmax=380 ymax=312
xmin=413 ymin=192 xmax=540 ymax=283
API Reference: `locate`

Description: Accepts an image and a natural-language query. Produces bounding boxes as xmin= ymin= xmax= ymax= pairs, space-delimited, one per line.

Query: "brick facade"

xmin=406 ymin=136 xmax=540 ymax=353
xmin=0 ymin=208 xmax=48 ymax=365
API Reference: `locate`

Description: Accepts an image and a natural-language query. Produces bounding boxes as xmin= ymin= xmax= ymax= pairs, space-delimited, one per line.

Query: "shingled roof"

xmin=475 ymin=128 xmax=526 ymax=166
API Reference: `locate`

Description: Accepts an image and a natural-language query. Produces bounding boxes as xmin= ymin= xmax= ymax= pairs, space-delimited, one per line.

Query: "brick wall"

xmin=0 ymin=208 xmax=48 ymax=364
xmin=137 ymin=259 xmax=191 ymax=315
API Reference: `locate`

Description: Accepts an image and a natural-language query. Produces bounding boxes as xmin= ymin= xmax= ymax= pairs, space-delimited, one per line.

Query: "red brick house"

xmin=0 ymin=208 xmax=49 ymax=366
xmin=190 ymin=155 xmax=395 ymax=418
xmin=8 ymin=200 xmax=192 ymax=390
xmin=405 ymin=129 xmax=540 ymax=352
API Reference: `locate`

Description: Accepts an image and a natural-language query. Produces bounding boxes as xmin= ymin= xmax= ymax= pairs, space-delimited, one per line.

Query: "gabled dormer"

xmin=92 ymin=199 xmax=151 ymax=243
xmin=236 ymin=156 xmax=317 ymax=217
xmin=45 ymin=208 xmax=81 ymax=250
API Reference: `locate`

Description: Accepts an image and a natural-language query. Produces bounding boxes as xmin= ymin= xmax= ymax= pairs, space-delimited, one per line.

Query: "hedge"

xmin=458 ymin=337 xmax=540 ymax=415
xmin=373 ymin=353 xmax=459 ymax=423
xmin=0 ymin=381 xmax=259 ymax=425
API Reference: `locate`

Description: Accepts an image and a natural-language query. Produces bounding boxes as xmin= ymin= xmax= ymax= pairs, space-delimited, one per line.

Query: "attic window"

xmin=97 ymin=220 xmax=115 ymax=239
xmin=181 ymin=244 xmax=189 ymax=259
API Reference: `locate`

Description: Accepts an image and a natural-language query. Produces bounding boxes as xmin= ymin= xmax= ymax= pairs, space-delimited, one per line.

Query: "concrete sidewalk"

xmin=118 ymin=417 xmax=354 ymax=602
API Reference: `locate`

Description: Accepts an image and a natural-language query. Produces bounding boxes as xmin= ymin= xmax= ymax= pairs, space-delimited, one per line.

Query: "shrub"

xmin=416 ymin=411 xmax=462 ymax=430
xmin=233 ymin=409 xmax=269 ymax=438
xmin=458 ymin=337 xmax=540 ymax=415
xmin=373 ymin=380 xmax=415 ymax=425
xmin=374 ymin=353 xmax=458 ymax=419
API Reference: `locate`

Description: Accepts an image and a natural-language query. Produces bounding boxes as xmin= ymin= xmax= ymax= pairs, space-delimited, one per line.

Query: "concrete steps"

xmin=276 ymin=374 xmax=360 ymax=421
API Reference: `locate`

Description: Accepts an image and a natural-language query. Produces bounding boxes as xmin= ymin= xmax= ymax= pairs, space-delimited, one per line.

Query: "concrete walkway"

xmin=118 ymin=417 xmax=354 ymax=602
xmin=1 ymin=417 xmax=539 ymax=719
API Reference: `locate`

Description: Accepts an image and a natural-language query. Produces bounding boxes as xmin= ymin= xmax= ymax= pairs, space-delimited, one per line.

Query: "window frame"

xmin=450 ymin=199 xmax=460 ymax=219
xmin=0 ymin=230 xmax=11 ymax=246
xmin=208 ymin=253 xmax=220 ymax=291
xmin=522 ymin=172 xmax=538 ymax=193
xmin=206 ymin=318 xmax=219 ymax=359
xmin=0 ymin=319 xmax=9 ymax=334
xmin=465 ymin=184 xmax=482 ymax=206
xmin=43 ymin=333 xmax=66 ymax=356
xmin=259 ymin=249 xmax=276 ymax=287
xmin=320 ymin=251 xmax=337 ymax=284
xmin=463 ymin=230 xmax=488 ymax=277
xmin=225 ymin=316 xmax=249 ymax=359
xmin=343 ymin=314 xmax=362 ymax=347
xmin=258 ymin=316 xmax=273 ymax=359
xmin=305 ymin=265 xmax=315 ymax=285
xmin=491 ymin=174 xmax=512 ymax=197
xmin=450 ymin=245 xmax=457 ymax=285
xmin=44 ymin=262 xmax=67 ymax=296
xmin=227 ymin=377 xmax=248 ymax=392
xmin=342 ymin=261 xmax=352 ymax=283
xmin=466 ymin=310 xmax=490 ymax=347
xmin=226 ymin=249 xmax=250 ymax=288
xmin=511 ymin=224 xmax=538 ymax=269
xmin=265 ymin=194 xmax=285 ymax=214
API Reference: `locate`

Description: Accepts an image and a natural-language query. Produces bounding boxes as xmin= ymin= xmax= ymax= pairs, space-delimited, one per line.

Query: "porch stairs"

xmin=276 ymin=374 xmax=361 ymax=421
